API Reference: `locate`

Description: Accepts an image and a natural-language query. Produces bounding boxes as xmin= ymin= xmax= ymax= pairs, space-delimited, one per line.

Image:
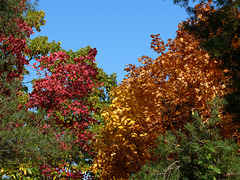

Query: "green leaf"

xmin=212 ymin=167 xmax=221 ymax=174
xmin=208 ymin=165 xmax=214 ymax=170
xmin=27 ymin=168 xmax=32 ymax=175
xmin=208 ymin=146 xmax=216 ymax=153
xmin=31 ymin=167 xmax=38 ymax=175
xmin=206 ymin=153 xmax=212 ymax=160
xmin=198 ymin=161 xmax=203 ymax=164
xmin=208 ymin=165 xmax=221 ymax=174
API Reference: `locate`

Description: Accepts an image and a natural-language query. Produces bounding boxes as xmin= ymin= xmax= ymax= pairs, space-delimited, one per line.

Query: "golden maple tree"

xmin=91 ymin=3 xmax=238 ymax=179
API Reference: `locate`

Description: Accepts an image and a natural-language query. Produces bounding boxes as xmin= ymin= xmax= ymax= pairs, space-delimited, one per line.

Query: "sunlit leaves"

xmin=181 ymin=0 xmax=240 ymax=120
xmin=27 ymin=36 xmax=62 ymax=59
xmin=24 ymin=9 xmax=46 ymax=32
xmin=92 ymin=8 xmax=233 ymax=178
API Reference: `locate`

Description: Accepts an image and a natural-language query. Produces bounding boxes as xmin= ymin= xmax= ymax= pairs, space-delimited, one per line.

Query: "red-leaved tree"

xmin=27 ymin=48 xmax=101 ymax=178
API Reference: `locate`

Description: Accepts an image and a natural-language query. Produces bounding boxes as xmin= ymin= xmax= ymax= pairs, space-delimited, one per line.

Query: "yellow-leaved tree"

xmin=91 ymin=8 xmax=237 ymax=179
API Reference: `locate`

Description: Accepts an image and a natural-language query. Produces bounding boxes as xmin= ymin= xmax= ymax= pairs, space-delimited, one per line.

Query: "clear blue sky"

xmin=26 ymin=0 xmax=189 ymax=85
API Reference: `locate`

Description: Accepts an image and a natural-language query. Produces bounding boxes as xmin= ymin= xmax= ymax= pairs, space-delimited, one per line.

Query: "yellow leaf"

xmin=23 ymin=168 xmax=27 ymax=175
xmin=131 ymin=133 xmax=137 ymax=137
xmin=140 ymin=133 xmax=147 ymax=137
xmin=129 ymin=120 xmax=135 ymax=125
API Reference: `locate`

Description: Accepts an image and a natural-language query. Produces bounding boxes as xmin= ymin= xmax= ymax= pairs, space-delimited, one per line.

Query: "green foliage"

xmin=0 ymin=0 xmax=23 ymax=36
xmin=27 ymin=36 xmax=62 ymax=59
xmin=0 ymin=0 xmax=40 ymax=36
xmin=24 ymin=5 xmax=62 ymax=60
xmin=0 ymin=74 xmax=74 ymax=179
xmin=24 ymin=9 xmax=46 ymax=32
xmin=65 ymin=46 xmax=93 ymax=59
xmin=173 ymin=0 xmax=233 ymax=13
xmin=131 ymin=98 xmax=240 ymax=180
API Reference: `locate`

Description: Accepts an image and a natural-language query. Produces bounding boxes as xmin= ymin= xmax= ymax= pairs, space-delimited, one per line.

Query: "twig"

xmin=152 ymin=160 xmax=180 ymax=180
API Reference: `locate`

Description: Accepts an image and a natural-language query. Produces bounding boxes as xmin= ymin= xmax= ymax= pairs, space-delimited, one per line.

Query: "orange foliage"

xmin=91 ymin=4 xmax=237 ymax=179
xmin=192 ymin=1 xmax=240 ymax=50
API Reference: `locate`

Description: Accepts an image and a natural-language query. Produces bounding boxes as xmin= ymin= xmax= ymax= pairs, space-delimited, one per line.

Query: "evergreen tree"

xmin=0 ymin=0 xmax=73 ymax=178
xmin=131 ymin=99 xmax=240 ymax=180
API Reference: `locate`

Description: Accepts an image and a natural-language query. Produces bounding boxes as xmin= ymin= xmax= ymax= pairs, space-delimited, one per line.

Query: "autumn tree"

xmin=25 ymin=47 xmax=116 ymax=179
xmin=0 ymin=0 xmax=117 ymax=179
xmin=26 ymin=47 xmax=102 ymax=178
xmin=173 ymin=0 xmax=240 ymax=121
xmin=91 ymin=5 xmax=235 ymax=179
